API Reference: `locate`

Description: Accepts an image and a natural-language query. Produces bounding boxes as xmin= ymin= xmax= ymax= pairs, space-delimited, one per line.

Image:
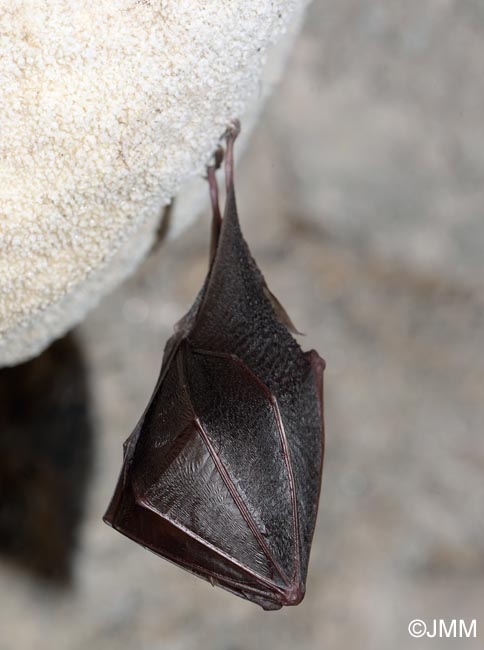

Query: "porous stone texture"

xmin=1 ymin=1 xmax=484 ymax=649
xmin=0 ymin=0 xmax=307 ymax=366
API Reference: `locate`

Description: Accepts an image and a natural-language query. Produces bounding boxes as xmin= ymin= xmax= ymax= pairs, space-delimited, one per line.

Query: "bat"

xmin=103 ymin=122 xmax=325 ymax=610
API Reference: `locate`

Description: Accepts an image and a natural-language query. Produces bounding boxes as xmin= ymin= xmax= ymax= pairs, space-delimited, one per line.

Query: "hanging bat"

xmin=104 ymin=122 xmax=325 ymax=610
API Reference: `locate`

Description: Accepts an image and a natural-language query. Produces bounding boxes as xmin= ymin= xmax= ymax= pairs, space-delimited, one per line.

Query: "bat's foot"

xmin=205 ymin=120 xmax=240 ymax=258
xmin=224 ymin=119 xmax=240 ymax=193
xmin=206 ymin=147 xmax=224 ymax=262
xmin=224 ymin=118 xmax=240 ymax=141
xmin=208 ymin=145 xmax=224 ymax=172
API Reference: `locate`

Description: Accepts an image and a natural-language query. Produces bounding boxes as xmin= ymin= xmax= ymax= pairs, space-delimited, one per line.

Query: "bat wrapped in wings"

xmin=104 ymin=123 xmax=325 ymax=610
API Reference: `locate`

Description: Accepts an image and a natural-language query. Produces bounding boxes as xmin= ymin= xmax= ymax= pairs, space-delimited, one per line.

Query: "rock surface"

xmin=0 ymin=0 xmax=306 ymax=366
xmin=1 ymin=1 xmax=483 ymax=648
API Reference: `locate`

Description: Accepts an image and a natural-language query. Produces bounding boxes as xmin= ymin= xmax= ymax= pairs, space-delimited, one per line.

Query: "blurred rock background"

xmin=1 ymin=1 xmax=483 ymax=648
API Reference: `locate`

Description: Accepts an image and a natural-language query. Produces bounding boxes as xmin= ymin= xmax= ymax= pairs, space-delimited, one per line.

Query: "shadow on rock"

xmin=0 ymin=333 xmax=94 ymax=584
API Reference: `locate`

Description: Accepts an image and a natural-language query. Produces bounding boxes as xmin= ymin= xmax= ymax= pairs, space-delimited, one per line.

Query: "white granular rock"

xmin=0 ymin=0 xmax=307 ymax=366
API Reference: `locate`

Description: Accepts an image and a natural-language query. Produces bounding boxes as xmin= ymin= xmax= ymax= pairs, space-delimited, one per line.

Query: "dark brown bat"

xmin=104 ymin=123 xmax=325 ymax=610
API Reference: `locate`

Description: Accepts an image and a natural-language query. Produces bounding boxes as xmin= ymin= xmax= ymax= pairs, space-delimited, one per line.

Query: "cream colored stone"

xmin=0 ymin=0 xmax=307 ymax=365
